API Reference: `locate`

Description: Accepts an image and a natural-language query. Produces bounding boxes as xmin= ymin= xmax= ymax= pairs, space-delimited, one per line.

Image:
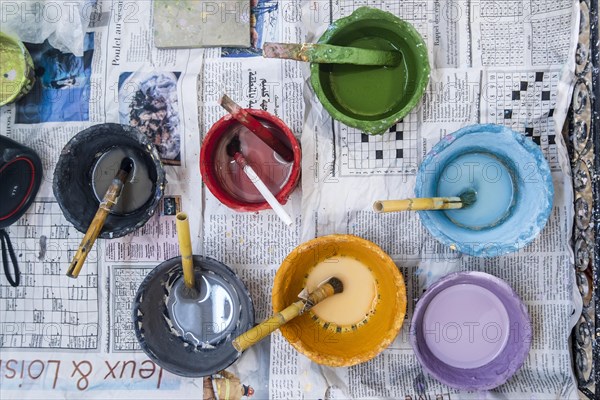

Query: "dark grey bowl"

xmin=133 ymin=255 xmax=255 ymax=377
xmin=53 ymin=123 xmax=165 ymax=238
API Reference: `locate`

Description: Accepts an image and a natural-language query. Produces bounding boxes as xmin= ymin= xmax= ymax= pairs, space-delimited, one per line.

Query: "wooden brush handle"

xmin=232 ymin=282 xmax=337 ymax=352
xmin=263 ymin=42 xmax=402 ymax=67
xmin=175 ymin=212 xmax=195 ymax=289
xmin=232 ymin=299 xmax=304 ymax=352
xmin=66 ymin=170 xmax=129 ymax=278
xmin=220 ymin=94 xmax=294 ymax=162
xmin=373 ymin=197 xmax=463 ymax=212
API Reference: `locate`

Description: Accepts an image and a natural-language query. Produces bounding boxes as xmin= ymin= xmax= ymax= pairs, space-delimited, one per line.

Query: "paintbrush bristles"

xmin=225 ymin=135 xmax=242 ymax=157
xmin=175 ymin=212 xmax=196 ymax=292
xmin=459 ymin=189 xmax=477 ymax=207
xmin=327 ymin=277 xmax=344 ymax=294
xmin=119 ymin=157 xmax=134 ymax=175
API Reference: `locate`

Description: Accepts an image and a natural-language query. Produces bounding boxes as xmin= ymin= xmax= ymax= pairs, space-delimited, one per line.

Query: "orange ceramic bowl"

xmin=272 ymin=234 xmax=406 ymax=366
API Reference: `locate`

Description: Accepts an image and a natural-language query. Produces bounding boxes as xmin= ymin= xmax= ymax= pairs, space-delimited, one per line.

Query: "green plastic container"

xmin=310 ymin=7 xmax=430 ymax=135
xmin=0 ymin=32 xmax=35 ymax=106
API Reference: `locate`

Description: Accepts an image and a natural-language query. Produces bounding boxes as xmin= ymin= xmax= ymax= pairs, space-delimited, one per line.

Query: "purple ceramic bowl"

xmin=410 ymin=271 xmax=532 ymax=391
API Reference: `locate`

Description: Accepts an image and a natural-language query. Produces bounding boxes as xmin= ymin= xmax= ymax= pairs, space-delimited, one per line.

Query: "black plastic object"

xmin=0 ymin=135 xmax=42 ymax=228
xmin=0 ymin=229 xmax=19 ymax=286
xmin=133 ymin=255 xmax=254 ymax=377
xmin=53 ymin=123 xmax=165 ymax=239
xmin=0 ymin=135 xmax=43 ymax=287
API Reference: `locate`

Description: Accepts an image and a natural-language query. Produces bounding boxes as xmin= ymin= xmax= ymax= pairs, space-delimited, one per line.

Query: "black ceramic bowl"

xmin=53 ymin=123 xmax=165 ymax=238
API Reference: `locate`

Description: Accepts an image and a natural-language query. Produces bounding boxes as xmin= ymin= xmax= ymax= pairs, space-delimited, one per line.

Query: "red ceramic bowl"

xmin=200 ymin=109 xmax=301 ymax=212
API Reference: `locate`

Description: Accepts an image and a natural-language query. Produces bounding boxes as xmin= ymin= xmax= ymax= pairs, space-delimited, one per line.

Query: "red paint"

xmin=220 ymin=96 xmax=295 ymax=162
xmin=232 ymin=151 xmax=248 ymax=169
xmin=200 ymin=109 xmax=301 ymax=212
xmin=232 ymin=108 xmax=295 ymax=162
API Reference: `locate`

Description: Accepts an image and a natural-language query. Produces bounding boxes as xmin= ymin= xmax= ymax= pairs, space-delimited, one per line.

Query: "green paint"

xmin=327 ymin=36 xmax=407 ymax=117
xmin=0 ymin=32 xmax=34 ymax=106
xmin=0 ymin=39 xmax=24 ymax=101
xmin=305 ymin=43 xmax=402 ymax=66
xmin=310 ymin=7 xmax=430 ymax=135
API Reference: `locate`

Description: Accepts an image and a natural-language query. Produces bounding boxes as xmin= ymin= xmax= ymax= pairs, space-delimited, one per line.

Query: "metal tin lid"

xmin=133 ymin=255 xmax=254 ymax=377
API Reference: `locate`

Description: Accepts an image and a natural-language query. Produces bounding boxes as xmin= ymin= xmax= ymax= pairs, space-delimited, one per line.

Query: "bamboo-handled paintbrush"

xmin=67 ymin=158 xmax=134 ymax=278
xmin=232 ymin=277 xmax=343 ymax=352
xmin=373 ymin=190 xmax=477 ymax=213
xmin=175 ymin=212 xmax=197 ymax=297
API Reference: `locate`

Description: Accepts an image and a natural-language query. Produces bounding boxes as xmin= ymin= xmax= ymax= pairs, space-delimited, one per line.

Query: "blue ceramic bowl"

xmin=415 ymin=124 xmax=553 ymax=257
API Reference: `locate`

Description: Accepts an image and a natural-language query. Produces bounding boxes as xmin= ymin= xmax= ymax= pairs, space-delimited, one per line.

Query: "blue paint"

xmin=436 ymin=152 xmax=515 ymax=229
xmin=415 ymin=124 xmax=554 ymax=257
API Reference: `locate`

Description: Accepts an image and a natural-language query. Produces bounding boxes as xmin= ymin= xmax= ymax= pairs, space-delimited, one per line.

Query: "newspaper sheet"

xmin=0 ymin=0 xmax=581 ymax=399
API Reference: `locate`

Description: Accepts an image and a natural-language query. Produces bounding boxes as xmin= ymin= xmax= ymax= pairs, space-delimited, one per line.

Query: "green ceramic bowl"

xmin=0 ymin=32 xmax=35 ymax=106
xmin=310 ymin=7 xmax=430 ymax=135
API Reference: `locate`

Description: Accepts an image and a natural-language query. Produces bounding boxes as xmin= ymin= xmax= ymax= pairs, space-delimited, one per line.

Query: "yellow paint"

xmin=273 ymin=234 xmax=407 ymax=367
xmin=306 ymin=256 xmax=377 ymax=326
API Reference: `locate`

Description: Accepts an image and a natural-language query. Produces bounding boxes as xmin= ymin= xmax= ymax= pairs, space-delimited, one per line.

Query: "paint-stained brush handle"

xmin=66 ymin=159 xmax=133 ymax=278
xmin=232 ymin=280 xmax=338 ymax=352
xmin=232 ymin=299 xmax=304 ymax=352
xmin=175 ymin=212 xmax=195 ymax=290
xmin=373 ymin=197 xmax=464 ymax=212
xmin=219 ymin=94 xmax=295 ymax=162
xmin=263 ymin=42 xmax=403 ymax=67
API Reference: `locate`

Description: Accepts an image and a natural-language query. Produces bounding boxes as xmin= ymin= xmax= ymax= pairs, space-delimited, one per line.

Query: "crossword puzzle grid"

xmin=0 ymin=201 xmax=99 ymax=349
xmin=486 ymin=71 xmax=560 ymax=169
xmin=481 ymin=22 xmax=525 ymax=66
xmin=480 ymin=0 xmax=523 ymax=17
xmin=112 ymin=267 xmax=153 ymax=352
xmin=338 ymin=0 xmax=428 ymax=36
xmin=339 ymin=114 xmax=419 ymax=176
xmin=531 ymin=0 xmax=572 ymax=14
xmin=335 ymin=1 xmax=425 ymax=176
xmin=532 ymin=14 xmax=571 ymax=65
